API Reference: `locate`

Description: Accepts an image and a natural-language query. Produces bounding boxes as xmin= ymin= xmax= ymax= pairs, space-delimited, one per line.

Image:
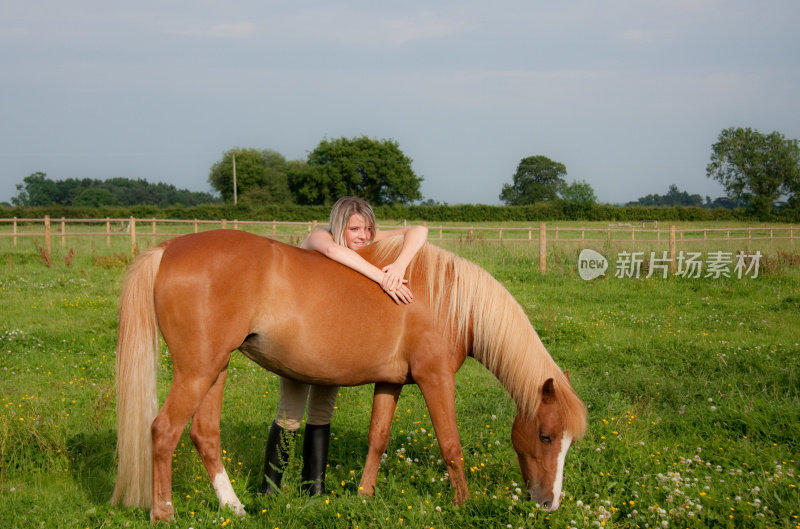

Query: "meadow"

xmin=0 ymin=228 xmax=798 ymax=528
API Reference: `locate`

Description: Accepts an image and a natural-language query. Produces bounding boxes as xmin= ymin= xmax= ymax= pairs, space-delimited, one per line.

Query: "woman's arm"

xmin=374 ymin=225 xmax=429 ymax=293
xmin=301 ymin=229 xmax=412 ymax=303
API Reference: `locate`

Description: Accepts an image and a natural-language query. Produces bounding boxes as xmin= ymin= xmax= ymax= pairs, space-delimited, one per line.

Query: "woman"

xmin=261 ymin=196 xmax=428 ymax=496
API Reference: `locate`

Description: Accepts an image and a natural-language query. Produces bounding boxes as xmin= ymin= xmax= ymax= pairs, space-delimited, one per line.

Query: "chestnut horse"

xmin=110 ymin=229 xmax=587 ymax=522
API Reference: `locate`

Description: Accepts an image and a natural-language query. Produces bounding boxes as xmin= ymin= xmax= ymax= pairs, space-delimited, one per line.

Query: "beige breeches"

xmin=275 ymin=376 xmax=339 ymax=431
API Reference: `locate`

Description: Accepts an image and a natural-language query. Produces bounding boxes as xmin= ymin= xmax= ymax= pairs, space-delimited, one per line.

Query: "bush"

xmin=1 ymin=203 xmax=797 ymax=223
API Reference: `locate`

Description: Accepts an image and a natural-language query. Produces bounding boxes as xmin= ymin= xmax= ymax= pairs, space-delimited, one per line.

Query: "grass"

xmin=1 ymin=233 xmax=798 ymax=528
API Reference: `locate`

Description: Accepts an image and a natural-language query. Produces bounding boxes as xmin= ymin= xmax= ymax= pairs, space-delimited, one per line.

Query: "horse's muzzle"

xmin=529 ymin=488 xmax=560 ymax=511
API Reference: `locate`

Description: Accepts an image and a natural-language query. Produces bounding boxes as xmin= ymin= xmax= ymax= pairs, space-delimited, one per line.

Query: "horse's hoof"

xmin=150 ymin=505 xmax=175 ymax=524
xmin=221 ymin=501 xmax=246 ymax=517
xmin=357 ymin=485 xmax=375 ymax=497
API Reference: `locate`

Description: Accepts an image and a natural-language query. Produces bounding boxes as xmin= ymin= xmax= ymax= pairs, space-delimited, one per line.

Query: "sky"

xmin=2 ymin=0 xmax=799 ymax=206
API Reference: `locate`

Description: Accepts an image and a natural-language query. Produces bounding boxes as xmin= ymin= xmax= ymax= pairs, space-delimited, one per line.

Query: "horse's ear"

xmin=563 ymin=370 xmax=571 ymax=384
xmin=541 ymin=378 xmax=556 ymax=404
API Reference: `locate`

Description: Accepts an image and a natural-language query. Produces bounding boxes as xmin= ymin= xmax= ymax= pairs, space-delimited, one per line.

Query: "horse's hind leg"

xmin=359 ymin=383 xmax=403 ymax=496
xmin=151 ymin=363 xmax=229 ymax=522
xmin=189 ymin=365 xmax=245 ymax=516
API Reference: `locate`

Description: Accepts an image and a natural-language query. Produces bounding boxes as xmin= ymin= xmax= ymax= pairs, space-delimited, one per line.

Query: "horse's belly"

xmin=239 ymin=332 xmax=408 ymax=386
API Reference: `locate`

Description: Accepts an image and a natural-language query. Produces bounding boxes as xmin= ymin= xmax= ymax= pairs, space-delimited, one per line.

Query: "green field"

xmin=1 ymin=232 xmax=798 ymax=528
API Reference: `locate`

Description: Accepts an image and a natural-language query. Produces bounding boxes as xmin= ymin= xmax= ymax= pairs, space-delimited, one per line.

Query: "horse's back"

xmin=152 ymin=230 xmax=434 ymax=385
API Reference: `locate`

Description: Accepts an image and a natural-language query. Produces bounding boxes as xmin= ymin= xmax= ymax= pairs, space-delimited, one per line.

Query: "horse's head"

xmin=511 ymin=375 xmax=576 ymax=511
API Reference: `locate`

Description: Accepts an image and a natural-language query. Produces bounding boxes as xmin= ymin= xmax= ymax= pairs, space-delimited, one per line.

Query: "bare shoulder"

xmin=301 ymin=228 xmax=334 ymax=250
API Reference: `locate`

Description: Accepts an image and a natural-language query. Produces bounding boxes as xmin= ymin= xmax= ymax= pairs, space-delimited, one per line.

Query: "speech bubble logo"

xmin=578 ymin=249 xmax=608 ymax=280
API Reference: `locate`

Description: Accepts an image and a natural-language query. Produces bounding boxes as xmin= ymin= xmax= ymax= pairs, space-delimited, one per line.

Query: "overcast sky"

xmin=2 ymin=1 xmax=799 ymax=205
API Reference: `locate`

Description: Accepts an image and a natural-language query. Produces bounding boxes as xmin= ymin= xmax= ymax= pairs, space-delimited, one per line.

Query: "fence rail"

xmin=1 ymin=216 xmax=797 ymax=274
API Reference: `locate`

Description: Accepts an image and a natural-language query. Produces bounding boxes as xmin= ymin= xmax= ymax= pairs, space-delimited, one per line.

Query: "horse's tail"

xmin=110 ymin=245 xmax=166 ymax=509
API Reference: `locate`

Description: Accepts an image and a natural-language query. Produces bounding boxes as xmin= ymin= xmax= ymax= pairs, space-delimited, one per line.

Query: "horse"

xmin=110 ymin=229 xmax=587 ymax=522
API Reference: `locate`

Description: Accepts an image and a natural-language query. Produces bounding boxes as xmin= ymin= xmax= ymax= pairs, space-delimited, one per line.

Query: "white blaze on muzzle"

xmin=545 ymin=433 xmax=572 ymax=511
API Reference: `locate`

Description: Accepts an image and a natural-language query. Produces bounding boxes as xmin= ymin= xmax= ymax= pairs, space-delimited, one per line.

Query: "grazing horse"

xmin=110 ymin=229 xmax=587 ymax=522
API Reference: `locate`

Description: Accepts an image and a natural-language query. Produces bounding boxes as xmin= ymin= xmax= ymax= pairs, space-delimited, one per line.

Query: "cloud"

xmin=168 ymin=22 xmax=256 ymax=39
xmin=258 ymin=7 xmax=458 ymax=47
xmin=0 ymin=26 xmax=27 ymax=40
xmin=617 ymin=28 xmax=655 ymax=43
xmin=382 ymin=11 xmax=457 ymax=45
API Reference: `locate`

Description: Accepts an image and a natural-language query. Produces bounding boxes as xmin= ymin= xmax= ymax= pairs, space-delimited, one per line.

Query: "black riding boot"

xmin=301 ymin=423 xmax=330 ymax=495
xmin=260 ymin=421 xmax=294 ymax=495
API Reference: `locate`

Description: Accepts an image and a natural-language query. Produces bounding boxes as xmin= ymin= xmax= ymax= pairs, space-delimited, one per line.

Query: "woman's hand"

xmin=382 ymin=280 xmax=413 ymax=304
xmin=381 ymin=262 xmax=407 ymax=292
xmin=381 ymin=261 xmax=413 ymax=304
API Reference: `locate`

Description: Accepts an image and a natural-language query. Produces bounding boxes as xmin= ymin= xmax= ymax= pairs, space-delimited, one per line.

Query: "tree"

xmin=627 ymin=184 xmax=703 ymax=207
xmin=73 ymin=187 xmax=120 ymax=207
xmin=560 ymin=179 xmax=597 ymax=215
xmin=12 ymin=172 xmax=61 ymax=206
xmin=499 ymin=156 xmax=567 ymax=205
xmin=707 ymin=127 xmax=800 ymax=217
xmin=208 ymin=148 xmax=293 ymax=204
xmin=290 ymin=136 xmax=423 ymax=206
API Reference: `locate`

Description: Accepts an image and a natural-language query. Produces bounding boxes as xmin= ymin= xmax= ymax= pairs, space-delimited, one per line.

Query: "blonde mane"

xmin=369 ymin=237 xmax=587 ymax=439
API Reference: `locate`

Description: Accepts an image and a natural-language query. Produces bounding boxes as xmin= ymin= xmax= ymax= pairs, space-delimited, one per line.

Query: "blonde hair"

xmin=368 ymin=238 xmax=588 ymax=439
xmin=328 ymin=196 xmax=377 ymax=247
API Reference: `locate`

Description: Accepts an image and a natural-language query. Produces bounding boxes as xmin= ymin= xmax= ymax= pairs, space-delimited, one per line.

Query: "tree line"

xmin=10 ymin=173 xmax=219 ymax=208
xmin=7 ymin=128 xmax=800 ymax=220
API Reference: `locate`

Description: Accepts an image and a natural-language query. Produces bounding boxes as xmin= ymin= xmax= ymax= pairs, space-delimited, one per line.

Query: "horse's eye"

xmin=539 ymin=433 xmax=552 ymax=444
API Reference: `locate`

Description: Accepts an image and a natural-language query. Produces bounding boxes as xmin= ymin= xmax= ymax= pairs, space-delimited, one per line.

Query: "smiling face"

xmin=343 ymin=213 xmax=374 ymax=250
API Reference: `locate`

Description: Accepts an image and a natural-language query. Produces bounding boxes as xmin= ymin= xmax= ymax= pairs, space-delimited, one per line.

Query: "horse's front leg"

xmin=189 ymin=366 xmax=245 ymax=516
xmin=359 ymin=383 xmax=403 ymax=496
xmin=415 ymin=372 xmax=469 ymax=505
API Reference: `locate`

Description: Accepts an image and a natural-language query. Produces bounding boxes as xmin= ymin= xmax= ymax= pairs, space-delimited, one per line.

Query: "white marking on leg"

xmin=549 ymin=434 xmax=572 ymax=511
xmin=212 ymin=470 xmax=246 ymax=516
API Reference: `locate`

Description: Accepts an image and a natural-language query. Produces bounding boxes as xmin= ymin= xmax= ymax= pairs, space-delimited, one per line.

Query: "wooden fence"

xmin=1 ymin=216 xmax=797 ymax=274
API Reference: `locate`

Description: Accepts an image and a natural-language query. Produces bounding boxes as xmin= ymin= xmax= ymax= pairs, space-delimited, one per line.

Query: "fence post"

xmin=538 ymin=222 xmax=547 ymax=274
xmin=105 ymin=217 xmax=111 ymax=247
xmin=13 ymin=217 xmax=18 ymax=247
xmin=234 ymin=219 xmax=239 ymax=230
xmin=151 ymin=218 xmax=157 ymax=245
xmin=669 ymin=225 xmax=677 ymax=273
xmin=44 ymin=215 xmax=52 ymax=261
xmin=130 ymin=216 xmax=137 ymax=256
xmin=221 ymin=219 xmax=228 ymax=229
xmin=60 ymin=217 xmax=66 ymax=247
